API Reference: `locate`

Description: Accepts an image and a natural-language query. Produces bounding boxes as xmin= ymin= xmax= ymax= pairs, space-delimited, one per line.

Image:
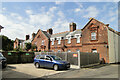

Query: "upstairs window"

xmin=57 ymin=37 xmax=61 ymax=44
xmin=58 ymin=50 xmax=61 ymax=52
xmin=41 ymin=40 xmax=44 ymax=45
xmin=67 ymin=49 xmax=71 ymax=52
xmin=76 ymin=49 xmax=80 ymax=52
xmin=91 ymin=32 xmax=96 ymax=40
xmin=76 ymin=35 xmax=80 ymax=43
xmin=35 ymin=41 xmax=37 ymax=45
xmin=68 ymin=36 xmax=71 ymax=44
xmin=51 ymin=38 xmax=54 ymax=45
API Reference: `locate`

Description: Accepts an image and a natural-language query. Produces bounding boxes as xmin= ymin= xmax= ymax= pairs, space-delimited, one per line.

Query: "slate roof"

xmin=50 ymin=29 xmax=82 ymax=40
xmin=42 ymin=30 xmax=51 ymax=38
xmin=51 ymin=31 xmax=69 ymax=38
xmin=66 ymin=29 xmax=82 ymax=37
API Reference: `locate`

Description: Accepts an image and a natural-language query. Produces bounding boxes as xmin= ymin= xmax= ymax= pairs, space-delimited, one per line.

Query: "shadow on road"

xmin=81 ymin=64 xmax=111 ymax=69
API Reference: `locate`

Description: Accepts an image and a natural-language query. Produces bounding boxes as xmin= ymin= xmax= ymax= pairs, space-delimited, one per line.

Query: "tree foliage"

xmin=31 ymin=44 xmax=37 ymax=51
xmin=0 ymin=35 xmax=14 ymax=51
xmin=25 ymin=42 xmax=31 ymax=51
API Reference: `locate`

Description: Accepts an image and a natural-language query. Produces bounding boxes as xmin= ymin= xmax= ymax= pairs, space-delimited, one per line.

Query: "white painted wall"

xmin=108 ymin=29 xmax=120 ymax=63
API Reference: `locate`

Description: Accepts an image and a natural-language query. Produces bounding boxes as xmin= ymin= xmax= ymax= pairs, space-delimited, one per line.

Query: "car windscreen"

xmin=51 ymin=56 xmax=62 ymax=60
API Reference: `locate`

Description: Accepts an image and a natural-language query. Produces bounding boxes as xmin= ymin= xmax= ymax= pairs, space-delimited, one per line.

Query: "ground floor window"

xmin=58 ymin=50 xmax=61 ymax=52
xmin=92 ymin=49 xmax=97 ymax=53
xmin=76 ymin=49 xmax=80 ymax=52
xmin=52 ymin=50 xmax=54 ymax=52
xmin=67 ymin=49 xmax=71 ymax=52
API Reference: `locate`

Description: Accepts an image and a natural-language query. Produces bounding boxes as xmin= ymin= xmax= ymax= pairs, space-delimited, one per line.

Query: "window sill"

xmin=90 ymin=40 xmax=98 ymax=41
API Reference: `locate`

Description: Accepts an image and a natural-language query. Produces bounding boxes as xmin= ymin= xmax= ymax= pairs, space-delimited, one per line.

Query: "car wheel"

xmin=35 ymin=63 xmax=40 ymax=68
xmin=54 ymin=64 xmax=59 ymax=71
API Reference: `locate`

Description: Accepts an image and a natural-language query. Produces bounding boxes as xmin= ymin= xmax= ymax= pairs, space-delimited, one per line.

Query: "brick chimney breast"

xmin=47 ymin=28 xmax=53 ymax=35
xmin=70 ymin=22 xmax=76 ymax=32
xmin=26 ymin=35 xmax=29 ymax=40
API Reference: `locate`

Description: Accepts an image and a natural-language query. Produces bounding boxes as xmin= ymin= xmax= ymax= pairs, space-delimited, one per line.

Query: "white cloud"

xmin=83 ymin=6 xmax=99 ymax=18
xmin=25 ymin=9 xmax=33 ymax=14
xmin=55 ymin=1 xmax=63 ymax=5
xmin=109 ymin=17 xmax=116 ymax=22
xmin=28 ymin=6 xmax=57 ymax=27
xmin=74 ymin=3 xmax=83 ymax=13
xmin=0 ymin=13 xmax=35 ymax=40
xmin=2 ymin=7 xmax=6 ymax=11
xmin=75 ymin=8 xmax=81 ymax=12
xmin=29 ymin=14 xmax=52 ymax=26
xmin=53 ymin=11 xmax=69 ymax=33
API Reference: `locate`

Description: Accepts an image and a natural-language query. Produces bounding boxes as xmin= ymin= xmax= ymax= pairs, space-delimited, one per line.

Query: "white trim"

xmin=56 ymin=37 xmax=61 ymax=40
xmin=67 ymin=36 xmax=71 ymax=44
xmin=50 ymin=38 xmax=55 ymax=41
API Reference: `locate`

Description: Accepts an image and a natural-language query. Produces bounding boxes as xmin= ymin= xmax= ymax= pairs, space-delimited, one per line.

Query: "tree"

xmin=0 ymin=35 xmax=14 ymax=51
xmin=31 ymin=44 xmax=37 ymax=51
xmin=25 ymin=42 xmax=31 ymax=51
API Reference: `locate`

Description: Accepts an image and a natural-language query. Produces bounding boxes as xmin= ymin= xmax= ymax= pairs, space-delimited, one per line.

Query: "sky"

xmin=0 ymin=2 xmax=118 ymax=40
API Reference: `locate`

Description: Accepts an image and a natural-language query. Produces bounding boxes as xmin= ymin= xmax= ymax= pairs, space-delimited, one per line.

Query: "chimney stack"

xmin=32 ymin=33 xmax=36 ymax=39
xmin=47 ymin=28 xmax=53 ymax=35
xmin=26 ymin=35 xmax=29 ymax=40
xmin=69 ymin=22 xmax=76 ymax=32
xmin=105 ymin=24 xmax=109 ymax=26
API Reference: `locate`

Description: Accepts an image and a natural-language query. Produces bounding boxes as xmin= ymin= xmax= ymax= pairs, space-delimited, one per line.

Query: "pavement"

xmin=42 ymin=64 xmax=119 ymax=78
xmin=2 ymin=63 xmax=79 ymax=78
xmin=1 ymin=63 xmax=120 ymax=80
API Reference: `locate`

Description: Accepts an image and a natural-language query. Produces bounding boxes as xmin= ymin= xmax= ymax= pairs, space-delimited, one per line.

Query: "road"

xmin=2 ymin=63 xmax=78 ymax=79
xmin=42 ymin=64 xmax=119 ymax=78
xmin=1 ymin=64 xmax=120 ymax=80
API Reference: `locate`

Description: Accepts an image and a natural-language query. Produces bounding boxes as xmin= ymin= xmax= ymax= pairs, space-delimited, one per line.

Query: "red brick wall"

xmin=50 ymin=37 xmax=82 ymax=52
xmin=14 ymin=39 xmax=19 ymax=49
xmin=32 ymin=30 xmax=49 ymax=51
xmin=82 ymin=19 xmax=109 ymax=63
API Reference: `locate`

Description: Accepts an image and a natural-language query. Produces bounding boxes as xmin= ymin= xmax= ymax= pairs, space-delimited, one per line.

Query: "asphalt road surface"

xmin=1 ymin=63 xmax=120 ymax=80
xmin=2 ymin=63 xmax=78 ymax=79
xmin=42 ymin=64 xmax=119 ymax=78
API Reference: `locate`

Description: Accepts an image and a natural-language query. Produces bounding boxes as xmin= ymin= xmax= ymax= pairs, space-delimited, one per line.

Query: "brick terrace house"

xmin=31 ymin=29 xmax=51 ymax=51
xmin=49 ymin=18 xmax=120 ymax=63
xmin=14 ymin=38 xmax=24 ymax=49
xmin=14 ymin=18 xmax=120 ymax=63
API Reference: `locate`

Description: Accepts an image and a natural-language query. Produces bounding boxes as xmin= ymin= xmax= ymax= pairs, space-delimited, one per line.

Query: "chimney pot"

xmin=47 ymin=28 xmax=53 ymax=35
xmin=69 ymin=22 xmax=76 ymax=32
xmin=106 ymin=24 xmax=109 ymax=26
xmin=26 ymin=35 xmax=29 ymax=40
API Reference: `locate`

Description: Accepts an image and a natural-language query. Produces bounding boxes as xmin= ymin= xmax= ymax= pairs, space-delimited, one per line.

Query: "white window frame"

xmin=76 ymin=49 xmax=80 ymax=52
xmin=35 ymin=41 xmax=37 ymax=45
xmin=67 ymin=35 xmax=71 ymax=44
xmin=58 ymin=50 xmax=61 ymax=52
xmin=57 ymin=37 xmax=61 ymax=44
xmin=41 ymin=40 xmax=44 ymax=45
xmin=91 ymin=32 xmax=96 ymax=40
xmin=67 ymin=49 xmax=71 ymax=52
xmin=51 ymin=38 xmax=54 ymax=45
xmin=92 ymin=49 xmax=97 ymax=53
xmin=75 ymin=34 xmax=81 ymax=43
